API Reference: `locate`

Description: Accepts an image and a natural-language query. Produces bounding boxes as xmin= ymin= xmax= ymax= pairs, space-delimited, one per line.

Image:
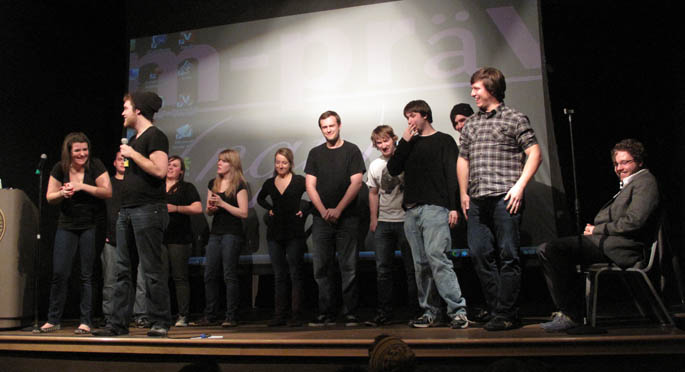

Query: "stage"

xmin=2 ymin=315 xmax=684 ymax=372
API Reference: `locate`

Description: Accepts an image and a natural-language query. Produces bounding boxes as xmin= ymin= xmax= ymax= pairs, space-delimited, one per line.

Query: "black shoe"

xmin=287 ymin=317 xmax=304 ymax=327
xmin=193 ymin=317 xmax=219 ymax=327
xmin=471 ymin=308 xmax=494 ymax=323
xmin=309 ymin=314 xmax=335 ymax=327
xmin=221 ymin=318 xmax=238 ymax=327
xmin=483 ymin=316 xmax=522 ymax=331
xmin=365 ymin=313 xmax=390 ymax=327
xmin=92 ymin=326 xmax=129 ymax=337
xmin=147 ymin=325 xmax=168 ymax=337
xmin=267 ymin=317 xmax=287 ymax=327
xmin=135 ymin=317 xmax=151 ymax=328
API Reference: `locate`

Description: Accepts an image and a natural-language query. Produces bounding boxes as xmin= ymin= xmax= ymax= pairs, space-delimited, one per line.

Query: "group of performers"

xmin=36 ymin=67 xmax=660 ymax=337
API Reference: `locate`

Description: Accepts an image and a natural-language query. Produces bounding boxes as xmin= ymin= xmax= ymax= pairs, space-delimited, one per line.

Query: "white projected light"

xmin=128 ymin=0 xmax=562 ymax=252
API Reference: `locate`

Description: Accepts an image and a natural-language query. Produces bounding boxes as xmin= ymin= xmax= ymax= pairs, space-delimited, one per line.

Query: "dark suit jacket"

xmin=586 ymin=169 xmax=659 ymax=268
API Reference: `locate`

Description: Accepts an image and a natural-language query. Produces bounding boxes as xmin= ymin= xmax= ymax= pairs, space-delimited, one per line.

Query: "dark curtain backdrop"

xmin=1 ymin=1 xmax=682 ymax=319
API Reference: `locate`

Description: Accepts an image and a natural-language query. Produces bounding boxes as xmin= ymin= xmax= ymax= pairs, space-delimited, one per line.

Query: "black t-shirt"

xmin=208 ymin=179 xmax=246 ymax=236
xmin=387 ymin=131 xmax=459 ymax=211
xmin=164 ymin=181 xmax=202 ymax=244
xmin=304 ymin=141 xmax=366 ymax=218
xmin=105 ymin=176 xmax=124 ymax=244
xmin=50 ymin=158 xmax=108 ymax=230
xmin=257 ymin=174 xmax=308 ymax=241
xmin=122 ymin=126 xmax=169 ymax=207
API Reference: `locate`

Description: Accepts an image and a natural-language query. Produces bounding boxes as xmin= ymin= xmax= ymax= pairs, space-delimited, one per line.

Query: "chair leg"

xmin=637 ymin=271 xmax=675 ymax=326
xmin=591 ymin=271 xmax=601 ymax=327
xmin=584 ymin=272 xmax=592 ymax=326
xmin=619 ymin=274 xmax=647 ymax=317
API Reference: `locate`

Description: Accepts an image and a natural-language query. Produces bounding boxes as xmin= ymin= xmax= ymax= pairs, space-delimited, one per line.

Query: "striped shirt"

xmin=459 ymin=103 xmax=537 ymax=198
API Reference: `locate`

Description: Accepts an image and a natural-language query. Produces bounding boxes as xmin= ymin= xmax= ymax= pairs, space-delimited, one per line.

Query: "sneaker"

xmin=540 ymin=312 xmax=579 ymax=332
xmin=221 ymin=318 xmax=238 ymax=328
xmin=135 ymin=317 xmax=151 ymax=328
xmin=267 ymin=317 xmax=287 ymax=327
xmin=147 ymin=325 xmax=168 ymax=337
xmin=409 ymin=313 xmax=435 ymax=328
xmin=344 ymin=314 xmax=360 ymax=327
xmin=450 ymin=313 xmax=470 ymax=329
xmin=309 ymin=314 xmax=335 ymax=327
xmin=175 ymin=316 xmax=188 ymax=327
xmin=483 ymin=315 xmax=522 ymax=331
xmin=365 ymin=313 xmax=390 ymax=327
xmin=92 ymin=326 xmax=129 ymax=337
xmin=471 ymin=308 xmax=494 ymax=323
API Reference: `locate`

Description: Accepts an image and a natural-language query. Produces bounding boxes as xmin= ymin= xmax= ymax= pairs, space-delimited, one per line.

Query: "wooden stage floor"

xmin=2 ymin=316 xmax=684 ymax=359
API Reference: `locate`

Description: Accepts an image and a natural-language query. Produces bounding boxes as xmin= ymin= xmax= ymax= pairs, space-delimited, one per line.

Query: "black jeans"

xmin=310 ymin=215 xmax=359 ymax=317
xmin=167 ymin=243 xmax=191 ymax=317
xmin=268 ymin=238 xmax=305 ymax=319
xmin=110 ymin=204 xmax=170 ymax=332
xmin=468 ymin=196 xmax=522 ymax=318
xmin=537 ymin=235 xmax=610 ymax=320
xmin=373 ymin=221 xmax=418 ymax=317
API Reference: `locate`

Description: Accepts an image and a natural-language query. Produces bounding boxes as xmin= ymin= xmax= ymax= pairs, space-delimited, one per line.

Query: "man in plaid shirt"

xmin=457 ymin=67 xmax=542 ymax=331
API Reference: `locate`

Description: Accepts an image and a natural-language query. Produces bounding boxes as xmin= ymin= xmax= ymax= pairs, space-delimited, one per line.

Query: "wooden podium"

xmin=0 ymin=189 xmax=37 ymax=329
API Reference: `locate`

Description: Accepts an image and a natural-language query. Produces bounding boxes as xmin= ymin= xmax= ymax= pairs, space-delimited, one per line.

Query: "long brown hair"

xmin=167 ymin=155 xmax=185 ymax=194
xmin=212 ymin=149 xmax=246 ymax=198
xmin=60 ymin=132 xmax=91 ymax=174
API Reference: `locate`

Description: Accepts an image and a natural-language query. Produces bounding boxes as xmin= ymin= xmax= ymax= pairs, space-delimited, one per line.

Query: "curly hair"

xmin=611 ymin=138 xmax=646 ymax=165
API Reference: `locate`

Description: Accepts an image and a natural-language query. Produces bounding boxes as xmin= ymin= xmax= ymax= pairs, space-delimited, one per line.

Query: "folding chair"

xmin=582 ymin=220 xmax=675 ymax=327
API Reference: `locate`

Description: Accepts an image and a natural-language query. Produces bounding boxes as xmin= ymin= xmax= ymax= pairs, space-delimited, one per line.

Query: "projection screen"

xmin=128 ymin=0 xmax=563 ymax=253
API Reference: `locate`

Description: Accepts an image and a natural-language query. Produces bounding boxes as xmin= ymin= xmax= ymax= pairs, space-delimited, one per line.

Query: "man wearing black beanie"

xmin=93 ymin=91 xmax=171 ymax=337
xmin=449 ymin=103 xmax=474 ymax=133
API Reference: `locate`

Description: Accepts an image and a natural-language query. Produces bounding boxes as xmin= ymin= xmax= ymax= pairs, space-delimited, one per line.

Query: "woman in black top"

xmin=41 ymin=132 xmax=112 ymax=334
xmin=257 ymin=148 xmax=310 ymax=326
xmin=164 ymin=155 xmax=202 ymax=327
xmin=202 ymin=149 xmax=248 ymax=327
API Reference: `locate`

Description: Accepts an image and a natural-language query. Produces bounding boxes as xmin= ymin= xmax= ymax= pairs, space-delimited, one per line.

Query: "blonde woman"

xmin=257 ymin=148 xmax=310 ymax=326
xmin=201 ymin=149 xmax=248 ymax=327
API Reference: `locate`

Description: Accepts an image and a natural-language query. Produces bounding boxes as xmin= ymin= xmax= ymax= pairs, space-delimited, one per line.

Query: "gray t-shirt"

xmin=366 ymin=156 xmax=405 ymax=222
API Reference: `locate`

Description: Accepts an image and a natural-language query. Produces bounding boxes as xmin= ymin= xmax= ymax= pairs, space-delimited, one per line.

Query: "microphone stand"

xmin=28 ymin=159 xmax=46 ymax=332
xmin=564 ymin=109 xmax=583 ymax=242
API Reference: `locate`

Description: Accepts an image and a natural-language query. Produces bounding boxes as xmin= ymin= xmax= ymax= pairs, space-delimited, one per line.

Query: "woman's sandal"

xmin=39 ymin=323 xmax=61 ymax=333
xmin=74 ymin=325 xmax=91 ymax=334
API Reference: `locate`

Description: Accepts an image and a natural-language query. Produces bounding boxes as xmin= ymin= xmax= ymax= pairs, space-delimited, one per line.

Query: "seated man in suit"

xmin=537 ymin=138 xmax=660 ymax=332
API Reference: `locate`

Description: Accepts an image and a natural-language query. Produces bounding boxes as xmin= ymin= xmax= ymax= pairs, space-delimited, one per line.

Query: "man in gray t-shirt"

xmin=366 ymin=125 xmax=418 ymax=326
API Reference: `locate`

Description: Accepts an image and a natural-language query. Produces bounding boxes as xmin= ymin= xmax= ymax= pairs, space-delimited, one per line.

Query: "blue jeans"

xmin=110 ymin=204 xmax=170 ymax=332
xmin=204 ymin=233 xmax=242 ymax=320
xmin=467 ymin=196 xmax=522 ymax=318
xmin=310 ymin=215 xmax=359 ymax=317
xmin=268 ymin=238 xmax=305 ymax=319
xmin=404 ymin=205 xmax=467 ymax=318
xmin=47 ymin=227 xmax=96 ymax=326
xmin=373 ymin=221 xmax=418 ymax=316
xmin=101 ymin=242 xmax=132 ymax=321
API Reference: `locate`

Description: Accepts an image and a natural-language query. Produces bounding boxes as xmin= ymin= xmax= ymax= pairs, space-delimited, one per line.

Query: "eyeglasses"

xmin=613 ymin=159 xmax=634 ymax=167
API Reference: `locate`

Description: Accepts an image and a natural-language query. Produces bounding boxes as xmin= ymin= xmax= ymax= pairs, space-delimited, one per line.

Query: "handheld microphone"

xmin=35 ymin=154 xmax=47 ymax=175
xmin=121 ymin=138 xmax=130 ymax=168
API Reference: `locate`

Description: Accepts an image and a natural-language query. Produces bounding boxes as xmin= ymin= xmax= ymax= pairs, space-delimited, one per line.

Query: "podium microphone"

xmin=121 ymin=138 xmax=130 ymax=168
xmin=35 ymin=154 xmax=47 ymax=175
